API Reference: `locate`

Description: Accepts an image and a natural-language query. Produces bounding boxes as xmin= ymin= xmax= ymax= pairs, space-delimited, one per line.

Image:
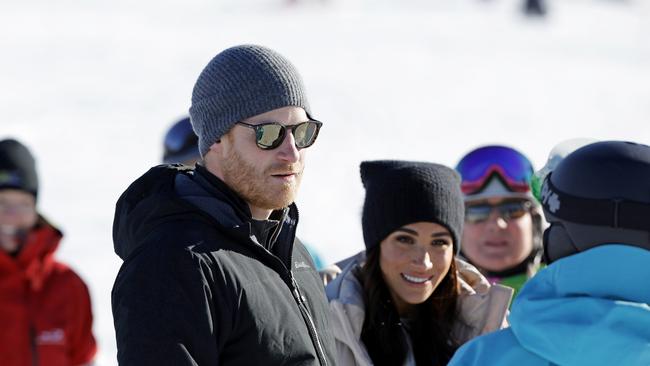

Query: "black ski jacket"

xmin=111 ymin=164 xmax=336 ymax=365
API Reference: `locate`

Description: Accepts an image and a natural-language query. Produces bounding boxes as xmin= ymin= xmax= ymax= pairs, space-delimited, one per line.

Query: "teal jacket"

xmin=449 ymin=244 xmax=650 ymax=366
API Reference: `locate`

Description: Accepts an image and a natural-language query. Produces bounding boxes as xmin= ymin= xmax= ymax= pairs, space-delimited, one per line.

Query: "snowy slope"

xmin=1 ymin=0 xmax=649 ymax=364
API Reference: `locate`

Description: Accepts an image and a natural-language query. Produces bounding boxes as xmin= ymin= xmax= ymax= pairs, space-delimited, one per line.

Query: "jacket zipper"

xmin=213 ymin=202 xmax=329 ymax=365
xmin=248 ymin=208 xmax=329 ymax=366
xmin=26 ymin=282 xmax=39 ymax=366
xmin=276 ymin=206 xmax=328 ymax=366
xmin=30 ymin=325 xmax=39 ymax=366
xmin=256 ymin=246 xmax=329 ymax=366
xmin=265 ymin=207 xmax=285 ymax=249
xmin=289 ymin=274 xmax=329 ymax=366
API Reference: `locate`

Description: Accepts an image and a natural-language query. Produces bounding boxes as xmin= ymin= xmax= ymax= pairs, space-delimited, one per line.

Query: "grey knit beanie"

xmin=361 ymin=160 xmax=465 ymax=253
xmin=189 ymin=44 xmax=311 ymax=156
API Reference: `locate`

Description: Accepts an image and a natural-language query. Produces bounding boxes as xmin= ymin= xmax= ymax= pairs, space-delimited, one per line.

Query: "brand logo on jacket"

xmin=37 ymin=329 xmax=65 ymax=345
xmin=294 ymin=261 xmax=310 ymax=269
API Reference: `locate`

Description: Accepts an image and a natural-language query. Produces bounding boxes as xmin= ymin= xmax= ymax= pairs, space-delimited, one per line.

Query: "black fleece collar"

xmin=180 ymin=164 xmax=293 ymax=252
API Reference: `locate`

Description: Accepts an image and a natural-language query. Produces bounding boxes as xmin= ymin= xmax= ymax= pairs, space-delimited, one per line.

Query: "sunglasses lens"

xmin=256 ymin=124 xmax=285 ymax=149
xmin=499 ymin=201 xmax=530 ymax=219
xmin=465 ymin=205 xmax=492 ymax=223
xmin=247 ymin=120 xmax=322 ymax=150
xmin=294 ymin=121 xmax=320 ymax=148
xmin=465 ymin=201 xmax=530 ymax=223
xmin=456 ymin=146 xmax=534 ymax=194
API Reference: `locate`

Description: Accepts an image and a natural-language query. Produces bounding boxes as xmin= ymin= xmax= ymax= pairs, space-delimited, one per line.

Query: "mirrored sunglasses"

xmin=236 ymin=120 xmax=322 ymax=150
xmin=465 ymin=200 xmax=532 ymax=224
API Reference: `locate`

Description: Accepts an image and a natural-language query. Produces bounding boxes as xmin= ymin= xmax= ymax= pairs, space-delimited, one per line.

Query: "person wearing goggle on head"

xmin=455 ymin=145 xmax=545 ymax=299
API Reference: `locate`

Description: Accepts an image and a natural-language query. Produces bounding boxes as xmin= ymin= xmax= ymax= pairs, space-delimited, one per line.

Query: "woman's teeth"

xmin=401 ymin=273 xmax=431 ymax=284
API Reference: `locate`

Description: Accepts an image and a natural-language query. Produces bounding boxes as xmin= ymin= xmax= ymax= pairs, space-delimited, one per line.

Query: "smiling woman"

xmin=323 ymin=160 xmax=513 ymax=366
xmin=378 ymin=222 xmax=454 ymax=316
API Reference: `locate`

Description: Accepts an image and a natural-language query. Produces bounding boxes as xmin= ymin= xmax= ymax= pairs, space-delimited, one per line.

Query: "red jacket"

xmin=0 ymin=219 xmax=97 ymax=366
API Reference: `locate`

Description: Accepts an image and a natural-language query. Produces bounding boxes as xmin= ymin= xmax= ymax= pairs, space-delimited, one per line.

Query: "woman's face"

xmin=461 ymin=196 xmax=534 ymax=273
xmin=379 ymin=222 xmax=454 ymax=316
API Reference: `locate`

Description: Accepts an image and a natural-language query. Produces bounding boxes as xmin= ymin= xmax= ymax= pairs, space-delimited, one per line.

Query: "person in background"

xmin=162 ymin=116 xmax=201 ymax=166
xmin=524 ymin=0 xmax=546 ymax=17
xmin=325 ymin=160 xmax=512 ymax=366
xmin=0 ymin=138 xmax=97 ymax=366
xmin=455 ymin=145 xmax=544 ymax=299
xmin=449 ymin=140 xmax=650 ymax=366
xmin=530 ymin=138 xmax=597 ymax=202
xmin=112 ymin=44 xmax=335 ymax=365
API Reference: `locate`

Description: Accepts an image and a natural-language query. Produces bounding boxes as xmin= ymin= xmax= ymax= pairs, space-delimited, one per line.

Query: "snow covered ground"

xmin=2 ymin=0 xmax=649 ymax=363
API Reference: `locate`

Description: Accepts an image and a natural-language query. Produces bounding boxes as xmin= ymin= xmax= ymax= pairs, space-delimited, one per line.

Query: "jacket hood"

xmin=325 ymin=252 xmax=364 ymax=307
xmin=509 ymin=244 xmax=650 ymax=365
xmin=113 ymin=164 xmax=297 ymax=261
xmin=112 ymin=164 xmax=203 ymax=260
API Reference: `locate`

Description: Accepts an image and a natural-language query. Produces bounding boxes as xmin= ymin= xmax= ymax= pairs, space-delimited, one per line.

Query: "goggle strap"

xmin=543 ymin=178 xmax=650 ymax=231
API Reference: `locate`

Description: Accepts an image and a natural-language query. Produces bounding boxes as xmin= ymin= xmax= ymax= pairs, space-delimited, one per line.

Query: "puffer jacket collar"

xmin=176 ymin=164 xmax=293 ymax=254
xmin=113 ymin=163 xmax=297 ymax=267
xmin=0 ymin=217 xmax=62 ymax=291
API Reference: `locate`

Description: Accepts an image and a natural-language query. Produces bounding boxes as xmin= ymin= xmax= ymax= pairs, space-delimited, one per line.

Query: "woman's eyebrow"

xmin=431 ymin=232 xmax=451 ymax=238
xmin=395 ymin=227 xmax=418 ymax=236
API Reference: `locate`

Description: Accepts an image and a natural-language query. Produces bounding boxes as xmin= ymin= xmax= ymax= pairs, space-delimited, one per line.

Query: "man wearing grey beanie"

xmin=112 ymin=45 xmax=335 ymax=366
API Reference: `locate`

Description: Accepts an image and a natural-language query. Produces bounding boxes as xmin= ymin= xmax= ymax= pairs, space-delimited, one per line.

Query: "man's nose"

xmin=276 ymin=130 xmax=300 ymax=163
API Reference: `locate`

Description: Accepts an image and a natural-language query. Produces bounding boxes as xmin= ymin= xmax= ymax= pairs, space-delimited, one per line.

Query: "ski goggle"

xmin=465 ymin=200 xmax=532 ymax=223
xmin=456 ymin=145 xmax=534 ymax=195
xmin=236 ymin=120 xmax=323 ymax=150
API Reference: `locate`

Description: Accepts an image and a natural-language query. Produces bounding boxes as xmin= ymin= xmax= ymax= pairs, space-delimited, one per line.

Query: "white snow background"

xmin=2 ymin=0 xmax=649 ymax=363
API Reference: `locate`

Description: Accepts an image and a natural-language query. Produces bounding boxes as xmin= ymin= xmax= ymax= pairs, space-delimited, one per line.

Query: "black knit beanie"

xmin=189 ymin=44 xmax=311 ymax=157
xmin=361 ymin=160 xmax=464 ymax=253
xmin=0 ymin=138 xmax=38 ymax=198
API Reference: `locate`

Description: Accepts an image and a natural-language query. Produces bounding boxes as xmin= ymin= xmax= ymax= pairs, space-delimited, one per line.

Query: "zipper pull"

xmin=290 ymin=275 xmax=307 ymax=303
xmin=292 ymin=287 xmax=302 ymax=303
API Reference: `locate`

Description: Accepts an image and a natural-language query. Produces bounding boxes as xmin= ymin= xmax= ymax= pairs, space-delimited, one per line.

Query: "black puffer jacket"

xmin=111 ymin=164 xmax=336 ymax=365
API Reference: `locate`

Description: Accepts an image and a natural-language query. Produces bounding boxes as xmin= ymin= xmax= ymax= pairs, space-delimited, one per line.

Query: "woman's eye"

xmin=395 ymin=235 xmax=414 ymax=244
xmin=432 ymin=239 xmax=451 ymax=247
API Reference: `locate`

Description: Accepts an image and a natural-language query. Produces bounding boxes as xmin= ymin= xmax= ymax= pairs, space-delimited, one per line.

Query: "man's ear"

xmin=208 ymin=139 xmax=222 ymax=152
xmin=210 ymin=129 xmax=233 ymax=155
